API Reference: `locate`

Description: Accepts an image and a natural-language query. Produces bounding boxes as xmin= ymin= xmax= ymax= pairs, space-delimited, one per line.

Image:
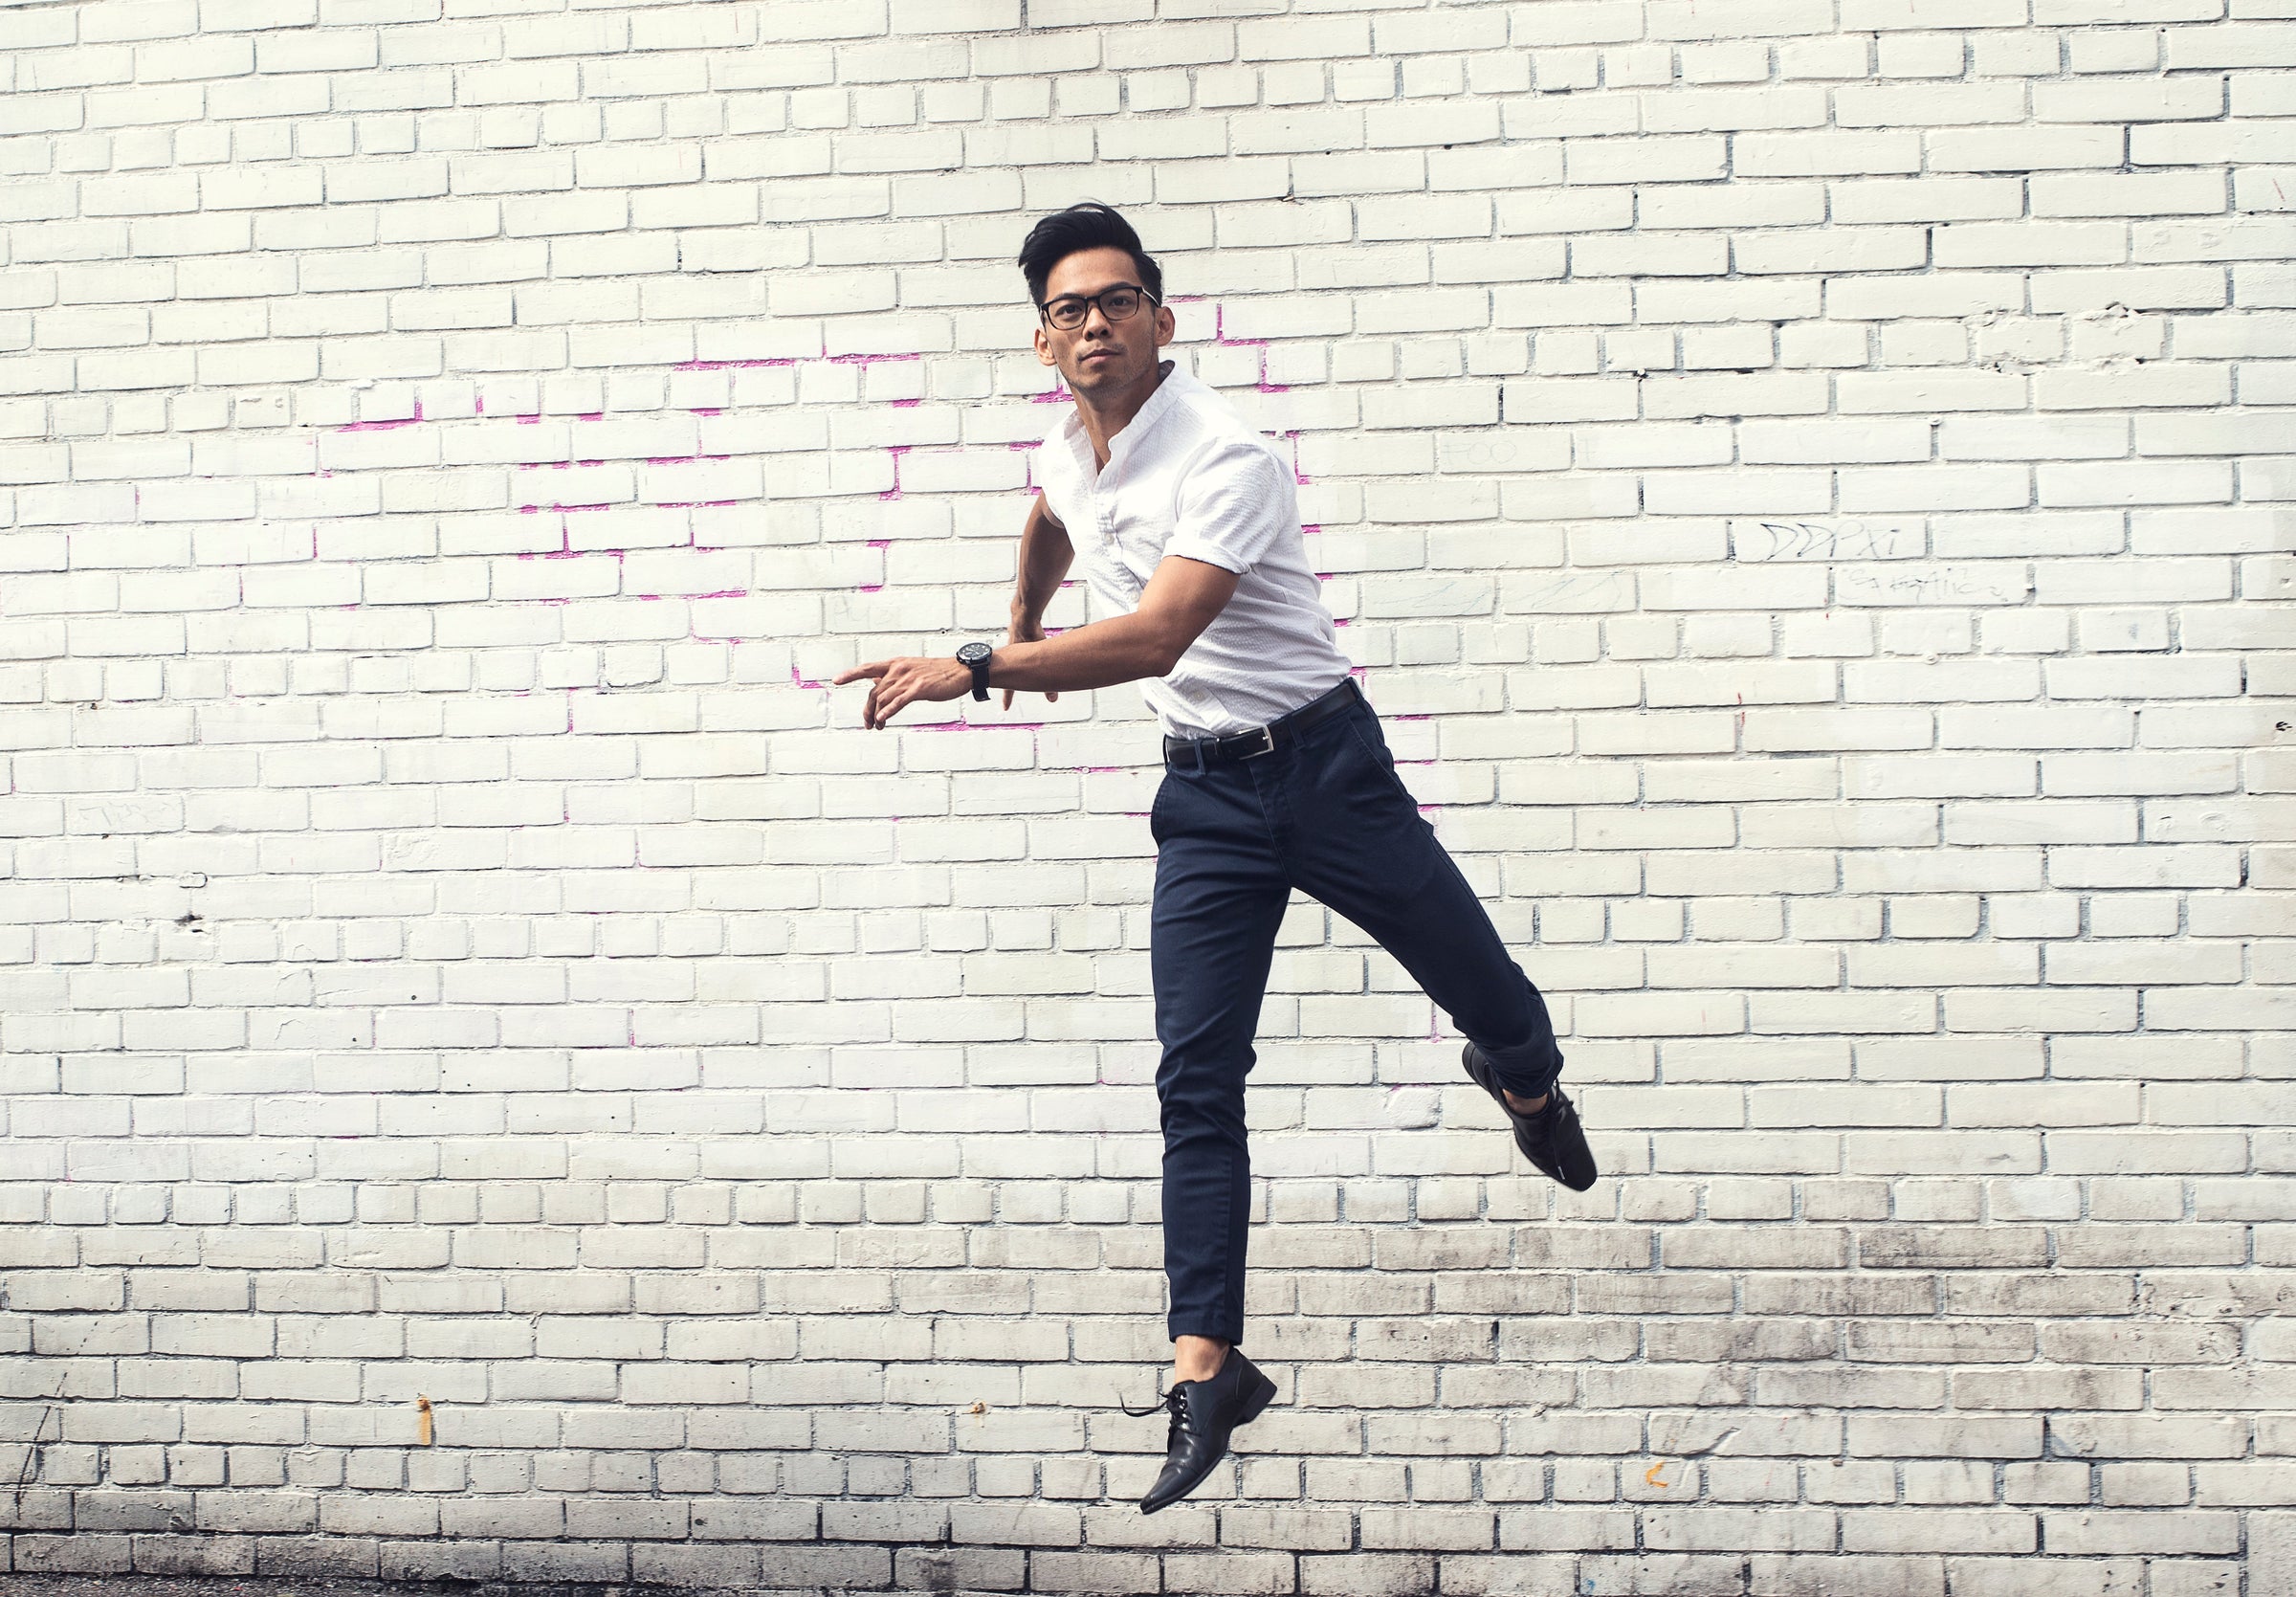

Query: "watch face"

xmin=958 ymin=642 xmax=991 ymax=665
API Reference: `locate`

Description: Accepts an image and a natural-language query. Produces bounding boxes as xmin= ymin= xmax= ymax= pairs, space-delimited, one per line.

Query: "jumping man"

xmin=835 ymin=203 xmax=1598 ymax=1514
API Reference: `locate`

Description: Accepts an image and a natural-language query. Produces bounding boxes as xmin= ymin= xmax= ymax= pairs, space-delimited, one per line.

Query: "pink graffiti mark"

xmin=1212 ymin=305 xmax=1258 ymax=346
xmin=1212 ymin=303 xmax=1292 ymax=394
xmin=905 ymin=720 xmax=1045 ymax=732
xmin=516 ymin=545 xmax=621 ymax=562
xmin=620 ymin=583 xmax=743 ymax=602
xmin=678 ymin=344 xmax=920 ymax=375
xmin=334 ymin=399 xmax=425 ymax=433
xmin=878 ymin=445 xmax=911 ymax=503
xmin=790 ymin=662 xmax=828 ymax=691
xmin=676 ymin=357 xmax=803 ymax=371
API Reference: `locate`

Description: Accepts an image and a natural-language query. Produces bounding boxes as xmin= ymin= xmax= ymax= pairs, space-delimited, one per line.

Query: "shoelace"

xmin=1118 ymin=1384 xmax=1192 ymax=1443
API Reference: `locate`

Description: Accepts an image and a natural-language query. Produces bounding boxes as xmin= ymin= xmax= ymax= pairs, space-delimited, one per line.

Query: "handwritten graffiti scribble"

xmin=1509 ymin=569 xmax=1631 ymax=613
xmin=1739 ymin=520 xmax=1917 ymax=563
xmin=1835 ymin=566 xmax=2033 ymax=607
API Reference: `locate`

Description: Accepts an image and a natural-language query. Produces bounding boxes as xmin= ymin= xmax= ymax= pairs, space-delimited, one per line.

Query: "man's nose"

xmin=1080 ymin=299 xmax=1115 ymax=333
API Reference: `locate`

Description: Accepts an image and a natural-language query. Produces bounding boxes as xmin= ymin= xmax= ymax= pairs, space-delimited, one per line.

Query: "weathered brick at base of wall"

xmin=0 ymin=1531 xmax=2260 ymax=1595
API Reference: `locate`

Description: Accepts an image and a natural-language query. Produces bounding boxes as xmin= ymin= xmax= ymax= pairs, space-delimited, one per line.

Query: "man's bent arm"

xmin=1012 ymin=493 xmax=1074 ymax=624
xmin=993 ymin=555 xmax=1238 ymax=695
xmin=834 ymin=551 xmax=1238 ymax=729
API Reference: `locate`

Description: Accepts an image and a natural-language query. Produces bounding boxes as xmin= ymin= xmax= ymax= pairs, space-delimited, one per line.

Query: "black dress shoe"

xmin=1128 ymin=1346 xmax=1277 ymax=1514
xmin=1464 ymin=1043 xmax=1599 ymax=1191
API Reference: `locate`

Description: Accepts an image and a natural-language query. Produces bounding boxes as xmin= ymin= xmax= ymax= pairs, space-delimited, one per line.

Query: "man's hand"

xmin=831 ymin=654 xmax=972 ymax=730
xmin=1003 ymin=615 xmax=1060 ymax=712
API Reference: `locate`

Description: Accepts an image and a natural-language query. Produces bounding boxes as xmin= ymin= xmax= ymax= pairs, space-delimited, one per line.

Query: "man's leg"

xmin=1148 ymin=763 xmax=1292 ymax=1363
xmin=1279 ymin=702 xmax=1564 ymax=1103
xmin=1327 ymin=841 xmax=1563 ymax=1103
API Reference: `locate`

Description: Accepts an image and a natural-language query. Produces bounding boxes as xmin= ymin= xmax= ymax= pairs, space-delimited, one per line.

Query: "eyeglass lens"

xmin=1046 ymin=288 xmax=1142 ymax=329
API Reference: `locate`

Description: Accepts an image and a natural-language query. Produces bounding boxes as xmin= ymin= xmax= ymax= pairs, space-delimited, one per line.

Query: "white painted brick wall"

xmin=1 ymin=0 xmax=2291 ymax=1590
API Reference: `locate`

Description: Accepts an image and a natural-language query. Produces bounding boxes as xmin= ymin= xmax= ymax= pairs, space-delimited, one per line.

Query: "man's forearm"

xmin=992 ymin=612 xmax=1179 ymax=695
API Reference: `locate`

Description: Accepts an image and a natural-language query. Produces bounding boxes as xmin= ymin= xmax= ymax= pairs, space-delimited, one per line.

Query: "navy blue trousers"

xmin=1148 ymin=681 xmax=1563 ymax=1344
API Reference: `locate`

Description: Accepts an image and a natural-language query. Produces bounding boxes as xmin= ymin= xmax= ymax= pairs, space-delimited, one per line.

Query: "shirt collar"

xmin=1108 ymin=360 xmax=1181 ymax=464
xmin=1053 ymin=359 xmax=1185 ymax=474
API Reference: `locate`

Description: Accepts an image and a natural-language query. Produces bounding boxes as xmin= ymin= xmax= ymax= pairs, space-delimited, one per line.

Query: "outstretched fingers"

xmin=868 ymin=680 xmax=905 ymax=730
xmin=833 ymin=657 xmax=971 ymax=729
xmin=834 ymin=660 xmax=891 ymax=729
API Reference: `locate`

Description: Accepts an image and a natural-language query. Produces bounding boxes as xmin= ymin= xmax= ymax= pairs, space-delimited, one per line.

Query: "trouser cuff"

xmin=1476 ymin=1039 xmax=1563 ymax=1100
xmin=1168 ymin=1317 xmax=1243 ymax=1345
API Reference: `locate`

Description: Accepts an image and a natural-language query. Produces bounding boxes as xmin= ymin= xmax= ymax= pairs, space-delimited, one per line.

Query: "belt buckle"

xmin=1237 ymin=725 xmax=1276 ymax=760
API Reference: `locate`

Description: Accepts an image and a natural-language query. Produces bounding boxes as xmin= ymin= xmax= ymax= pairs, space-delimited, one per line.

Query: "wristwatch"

xmin=956 ymin=641 xmax=993 ymax=701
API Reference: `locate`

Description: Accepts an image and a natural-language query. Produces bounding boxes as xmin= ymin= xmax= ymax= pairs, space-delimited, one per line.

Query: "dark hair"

xmin=1017 ymin=202 xmax=1162 ymax=309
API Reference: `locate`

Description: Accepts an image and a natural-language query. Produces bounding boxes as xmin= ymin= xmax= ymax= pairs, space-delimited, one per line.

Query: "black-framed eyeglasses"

xmin=1039 ymin=284 xmax=1158 ymax=331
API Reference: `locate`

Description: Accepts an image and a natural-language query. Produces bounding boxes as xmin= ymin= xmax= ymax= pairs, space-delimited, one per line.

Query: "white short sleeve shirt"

xmin=1031 ymin=361 xmax=1353 ymax=739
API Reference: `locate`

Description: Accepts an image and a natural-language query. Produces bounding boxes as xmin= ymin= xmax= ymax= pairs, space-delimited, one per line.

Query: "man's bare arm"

xmin=833 ymin=554 xmax=1240 ymax=730
xmin=1012 ymin=493 xmax=1073 ymax=627
xmin=1005 ymin=495 xmax=1073 ymax=710
xmin=993 ymin=554 xmax=1237 ymax=694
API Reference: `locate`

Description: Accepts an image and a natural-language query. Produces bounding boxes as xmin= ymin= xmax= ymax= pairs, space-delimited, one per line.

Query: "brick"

xmin=1843 ymin=1510 xmax=2036 ymax=1554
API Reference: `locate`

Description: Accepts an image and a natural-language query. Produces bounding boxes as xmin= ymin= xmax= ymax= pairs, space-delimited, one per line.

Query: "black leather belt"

xmin=1163 ymin=677 xmax=1359 ymax=769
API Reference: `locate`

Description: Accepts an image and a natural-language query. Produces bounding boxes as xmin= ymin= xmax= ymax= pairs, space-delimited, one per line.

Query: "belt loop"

xmin=1186 ymin=738 xmax=1207 ymax=776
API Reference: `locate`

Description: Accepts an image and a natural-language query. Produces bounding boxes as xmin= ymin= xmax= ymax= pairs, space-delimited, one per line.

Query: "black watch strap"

xmin=957 ymin=642 xmax=992 ymax=701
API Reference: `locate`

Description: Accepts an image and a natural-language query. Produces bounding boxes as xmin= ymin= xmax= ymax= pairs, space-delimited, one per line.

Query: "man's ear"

xmin=1153 ymin=304 xmax=1176 ymax=349
xmin=1034 ymin=322 xmax=1058 ymax=367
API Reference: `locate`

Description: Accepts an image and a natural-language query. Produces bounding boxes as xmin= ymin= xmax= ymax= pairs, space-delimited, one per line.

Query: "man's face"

xmin=1032 ymin=245 xmax=1175 ymax=399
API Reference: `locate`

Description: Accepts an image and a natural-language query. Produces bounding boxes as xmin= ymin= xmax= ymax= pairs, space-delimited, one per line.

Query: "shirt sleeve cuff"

xmin=1161 ymin=538 xmax=1248 ymax=575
